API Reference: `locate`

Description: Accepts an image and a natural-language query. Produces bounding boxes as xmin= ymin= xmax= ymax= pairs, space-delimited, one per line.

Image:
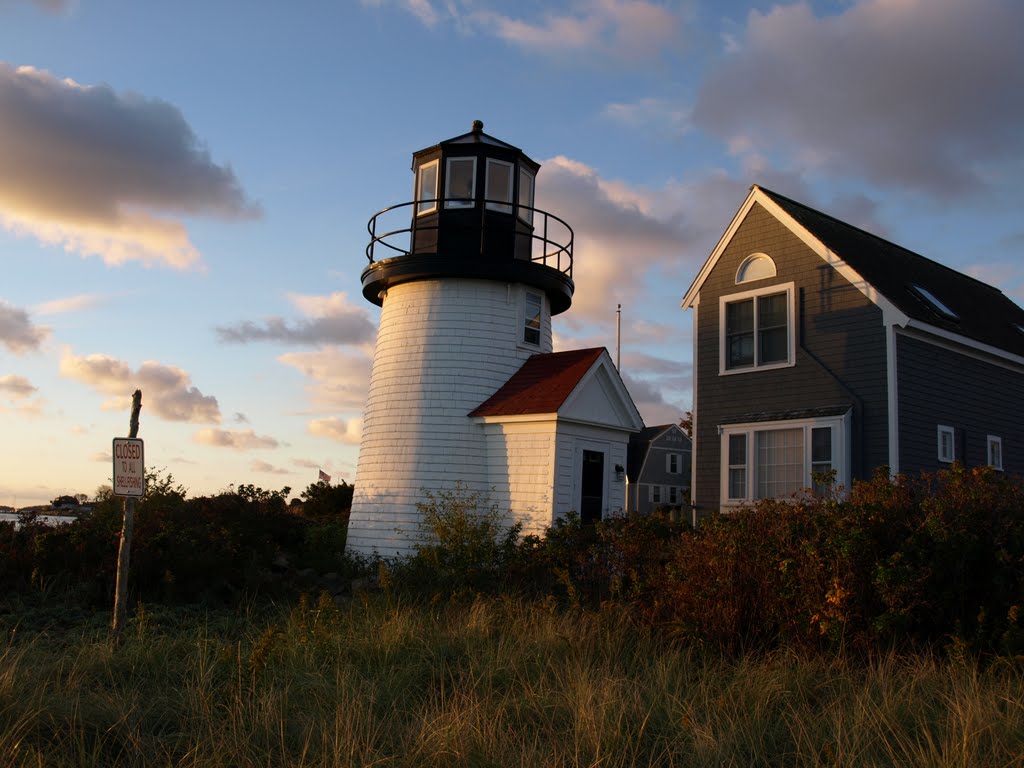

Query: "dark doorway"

xmin=580 ymin=450 xmax=604 ymax=523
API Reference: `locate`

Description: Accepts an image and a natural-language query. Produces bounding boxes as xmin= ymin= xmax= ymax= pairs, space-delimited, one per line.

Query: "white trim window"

xmin=666 ymin=452 xmax=683 ymax=474
xmin=415 ymin=159 xmax=439 ymax=216
xmin=649 ymin=484 xmax=662 ymax=504
xmin=523 ymin=291 xmax=542 ymax=345
xmin=518 ymin=166 xmax=535 ymax=224
xmin=937 ymin=425 xmax=955 ymax=463
xmin=445 ymin=157 xmax=476 ymax=208
xmin=719 ymin=282 xmax=795 ymax=374
xmin=987 ymin=435 xmax=1003 ymax=471
xmin=721 ymin=413 xmax=850 ymax=505
xmin=669 ymin=486 xmax=678 ymax=504
xmin=485 ymin=158 xmax=514 ymax=213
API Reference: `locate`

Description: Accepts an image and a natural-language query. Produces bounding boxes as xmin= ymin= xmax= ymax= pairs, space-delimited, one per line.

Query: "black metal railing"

xmin=365 ymin=199 xmax=574 ymax=279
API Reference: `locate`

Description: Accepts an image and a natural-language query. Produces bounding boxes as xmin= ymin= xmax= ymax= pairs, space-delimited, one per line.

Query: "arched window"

xmin=736 ymin=253 xmax=777 ymax=284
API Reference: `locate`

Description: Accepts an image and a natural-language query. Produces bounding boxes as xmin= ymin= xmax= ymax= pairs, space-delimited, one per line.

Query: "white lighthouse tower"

xmin=347 ymin=122 xmax=643 ymax=556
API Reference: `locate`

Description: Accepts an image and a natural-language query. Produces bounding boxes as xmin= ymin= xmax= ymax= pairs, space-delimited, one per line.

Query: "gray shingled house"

xmin=625 ymin=424 xmax=691 ymax=515
xmin=682 ymin=185 xmax=1024 ymax=517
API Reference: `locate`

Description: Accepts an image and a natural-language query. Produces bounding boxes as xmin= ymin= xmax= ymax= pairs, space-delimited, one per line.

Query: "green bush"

xmin=399 ymin=483 xmax=522 ymax=595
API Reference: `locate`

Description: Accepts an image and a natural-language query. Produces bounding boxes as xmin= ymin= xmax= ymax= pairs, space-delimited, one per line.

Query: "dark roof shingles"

xmin=759 ymin=187 xmax=1024 ymax=357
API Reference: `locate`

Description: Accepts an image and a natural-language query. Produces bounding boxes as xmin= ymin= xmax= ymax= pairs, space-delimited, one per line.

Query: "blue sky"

xmin=2 ymin=0 xmax=1022 ymax=507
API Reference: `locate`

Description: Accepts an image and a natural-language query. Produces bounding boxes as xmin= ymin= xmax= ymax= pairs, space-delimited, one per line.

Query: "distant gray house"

xmin=626 ymin=424 xmax=691 ymax=515
xmin=683 ymin=185 xmax=1024 ymax=517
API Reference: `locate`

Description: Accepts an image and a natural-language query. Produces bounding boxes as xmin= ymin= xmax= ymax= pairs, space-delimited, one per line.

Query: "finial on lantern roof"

xmin=472 ymin=119 xmax=484 ymax=133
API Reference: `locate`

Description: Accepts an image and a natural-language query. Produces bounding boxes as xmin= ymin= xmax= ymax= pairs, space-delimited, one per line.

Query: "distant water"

xmin=0 ymin=513 xmax=77 ymax=529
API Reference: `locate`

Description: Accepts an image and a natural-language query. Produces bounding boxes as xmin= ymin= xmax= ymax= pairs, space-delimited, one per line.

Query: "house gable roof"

xmin=682 ymin=185 xmax=1024 ymax=361
xmin=626 ymin=423 xmax=689 ymax=482
xmin=469 ymin=348 xmax=644 ymax=430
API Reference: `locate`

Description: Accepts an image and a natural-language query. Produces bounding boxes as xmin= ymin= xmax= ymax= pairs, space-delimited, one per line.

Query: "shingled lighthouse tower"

xmin=347 ymin=122 xmax=642 ymax=556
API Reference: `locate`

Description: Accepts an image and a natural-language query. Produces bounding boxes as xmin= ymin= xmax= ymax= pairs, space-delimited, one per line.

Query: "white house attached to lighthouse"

xmin=346 ymin=122 xmax=644 ymax=557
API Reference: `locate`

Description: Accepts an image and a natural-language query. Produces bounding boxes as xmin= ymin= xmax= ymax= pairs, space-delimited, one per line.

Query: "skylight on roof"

xmin=909 ymin=284 xmax=958 ymax=321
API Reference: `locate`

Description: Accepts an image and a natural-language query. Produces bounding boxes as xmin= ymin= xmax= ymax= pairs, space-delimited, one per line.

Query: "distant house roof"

xmin=683 ymin=185 xmax=1024 ymax=361
xmin=468 ymin=348 xmax=605 ymax=417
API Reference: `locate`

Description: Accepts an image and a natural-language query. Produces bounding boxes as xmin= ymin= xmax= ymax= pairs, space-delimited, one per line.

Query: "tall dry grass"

xmin=1 ymin=596 xmax=1022 ymax=767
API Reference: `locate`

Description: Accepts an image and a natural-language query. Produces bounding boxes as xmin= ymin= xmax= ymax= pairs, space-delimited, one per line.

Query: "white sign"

xmin=112 ymin=438 xmax=145 ymax=497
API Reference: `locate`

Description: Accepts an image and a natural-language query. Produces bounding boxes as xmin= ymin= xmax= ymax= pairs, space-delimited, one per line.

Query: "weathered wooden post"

xmin=112 ymin=389 xmax=143 ymax=636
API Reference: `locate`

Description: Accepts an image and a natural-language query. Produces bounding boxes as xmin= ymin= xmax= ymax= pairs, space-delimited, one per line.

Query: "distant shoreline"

xmin=0 ymin=513 xmax=78 ymax=529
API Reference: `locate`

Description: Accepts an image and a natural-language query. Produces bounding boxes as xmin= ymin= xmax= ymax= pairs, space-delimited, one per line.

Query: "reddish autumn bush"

xmin=656 ymin=466 xmax=1024 ymax=656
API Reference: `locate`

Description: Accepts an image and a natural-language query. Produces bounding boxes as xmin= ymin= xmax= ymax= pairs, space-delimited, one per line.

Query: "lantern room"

xmin=361 ymin=120 xmax=575 ymax=314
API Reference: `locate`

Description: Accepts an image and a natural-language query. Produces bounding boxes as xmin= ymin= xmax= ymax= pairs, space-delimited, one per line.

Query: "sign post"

xmin=112 ymin=389 xmax=143 ymax=636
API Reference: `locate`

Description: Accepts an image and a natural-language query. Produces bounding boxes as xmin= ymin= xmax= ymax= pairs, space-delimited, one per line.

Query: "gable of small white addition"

xmin=559 ymin=354 xmax=644 ymax=431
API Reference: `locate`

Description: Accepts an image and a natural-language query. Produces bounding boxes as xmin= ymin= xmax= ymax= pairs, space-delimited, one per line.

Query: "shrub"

xmin=400 ymin=483 xmax=522 ymax=595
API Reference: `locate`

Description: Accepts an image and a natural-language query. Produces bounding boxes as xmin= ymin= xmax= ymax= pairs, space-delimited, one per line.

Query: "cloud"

xmin=469 ymin=0 xmax=685 ymax=61
xmin=307 ymin=416 xmax=363 ymax=445
xmin=621 ymin=370 xmax=689 ymax=428
xmin=602 ymin=98 xmax=690 ymax=138
xmin=193 ymin=428 xmax=279 ymax=450
xmin=360 ymin=0 xmax=440 ymax=27
xmin=692 ymin=0 xmax=1024 ymax=198
xmin=537 ymin=156 xmax=733 ymax=323
xmin=249 ymin=459 xmax=291 ymax=475
xmin=363 ymin=0 xmax=687 ymax=62
xmin=0 ymin=374 xmax=36 ymax=398
xmin=216 ymin=292 xmax=376 ymax=347
xmin=32 ymin=293 xmax=106 ymax=316
xmin=0 ymin=0 xmax=73 ymax=13
xmin=278 ymin=347 xmax=372 ymax=411
xmin=0 ymin=300 xmax=49 ymax=353
xmin=0 ymin=63 xmax=260 ymax=268
xmin=59 ymin=349 xmax=221 ymax=422
xmin=291 ymin=458 xmax=321 ymax=470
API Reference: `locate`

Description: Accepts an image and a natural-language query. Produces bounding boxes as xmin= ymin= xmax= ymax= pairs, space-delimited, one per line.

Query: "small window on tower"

xmin=486 ymin=159 xmax=514 ymax=213
xmin=445 ymin=157 xmax=476 ymax=208
xmin=524 ymin=292 xmax=542 ymax=345
xmin=518 ymin=167 xmax=535 ymax=225
xmin=415 ymin=160 xmax=438 ymax=216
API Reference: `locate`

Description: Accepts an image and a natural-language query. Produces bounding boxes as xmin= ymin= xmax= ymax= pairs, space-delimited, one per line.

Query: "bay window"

xmin=721 ymin=412 xmax=849 ymax=505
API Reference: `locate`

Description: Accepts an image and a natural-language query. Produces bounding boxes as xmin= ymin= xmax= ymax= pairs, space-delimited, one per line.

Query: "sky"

xmin=1 ymin=0 xmax=1022 ymax=508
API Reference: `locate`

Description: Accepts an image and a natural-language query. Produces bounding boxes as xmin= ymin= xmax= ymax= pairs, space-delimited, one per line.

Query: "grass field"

xmin=2 ymin=594 xmax=1022 ymax=767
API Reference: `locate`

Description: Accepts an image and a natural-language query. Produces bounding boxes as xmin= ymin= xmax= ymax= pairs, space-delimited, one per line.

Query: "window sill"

xmin=719 ymin=360 xmax=795 ymax=376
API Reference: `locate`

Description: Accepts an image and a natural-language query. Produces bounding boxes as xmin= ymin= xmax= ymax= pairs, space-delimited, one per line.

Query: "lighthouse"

xmin=346 ymin=122 xmax=643 ymax=557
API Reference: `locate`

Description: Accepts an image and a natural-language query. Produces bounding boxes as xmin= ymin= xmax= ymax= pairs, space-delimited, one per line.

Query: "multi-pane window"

xmin=722 ymin=416 xmax=845 ymax=504
xmin=524 ymin=292 xmax=542 ymax=345
xmin=937 ymin=425 xmax=955 ymax=463
xmin=415 ymin=160 xmax=438 ymax=216
xmin=669 ymin=486 xmax=678 ymax=504
xmin=651 ymin=485 xmax=662 ymax=504
xmin=987 ymin=435 xmax=1003 ymax=471
xmin=486 ymin=159 xmax=514 ymax=213
xmin=727 ymin=434 xmax=747 ymax=500
xmin=445 ymin=157 xmax=476 ymax=208
xmin=720 ymin=284 xmax=793 ymax=373
xmin=518 ymin=167 xmax=535 ymax=224
xmin=811 ymin=426 xmax=834 ymax=492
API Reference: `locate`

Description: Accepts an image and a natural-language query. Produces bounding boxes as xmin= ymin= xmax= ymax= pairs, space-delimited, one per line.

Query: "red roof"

xmin=468 ymin=348 xmax=605 ymax=417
